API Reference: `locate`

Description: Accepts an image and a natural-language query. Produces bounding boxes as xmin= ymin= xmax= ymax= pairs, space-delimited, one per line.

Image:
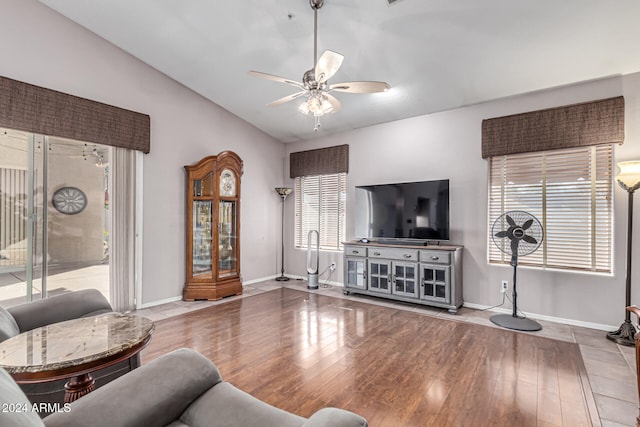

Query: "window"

xmin=294 ymin=172 xmax=346 ymax=250
xmin=488 ymin=145 xmax=613 ymax=273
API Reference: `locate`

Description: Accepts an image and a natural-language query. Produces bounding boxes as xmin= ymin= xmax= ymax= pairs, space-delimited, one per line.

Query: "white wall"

xmin=285 ymin=74 xmax=640 ymax=328
xmin=4 ymin=1 xmax=640 ymax=327
xmin=0 ymin=0 xmax=285 ymax=305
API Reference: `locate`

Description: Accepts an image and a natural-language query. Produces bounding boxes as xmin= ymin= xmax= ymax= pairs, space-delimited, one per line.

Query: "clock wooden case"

xmin=184 ymin=151 xmax=243 ymax=301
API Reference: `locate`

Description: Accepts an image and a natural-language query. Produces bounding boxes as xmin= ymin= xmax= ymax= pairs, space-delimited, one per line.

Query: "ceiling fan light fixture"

xmin=298 ymin=92 xmax=334 ymax=117
xmin=298 ymin=101 xmax=310 ymax=115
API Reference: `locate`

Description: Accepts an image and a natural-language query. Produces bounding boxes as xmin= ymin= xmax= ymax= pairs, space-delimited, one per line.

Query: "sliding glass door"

xmin=0 ymin=130 xmax=43 ymax=304
xmin=0 ymin=128 xmax=111 ymax=307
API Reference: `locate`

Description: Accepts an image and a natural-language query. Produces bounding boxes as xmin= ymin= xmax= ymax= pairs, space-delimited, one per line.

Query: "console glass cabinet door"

xmin=368 ymin=260 xmax=391 ymax=294
xmin=184 ymin=152 xmax=243 ymax=301
xmin=393 ymin=262 xmax=418 ymax=297
xmin=345 ymin=257 xmax=367 ymax=290
xmin=420 ymin=264 xmax=450 ymax=303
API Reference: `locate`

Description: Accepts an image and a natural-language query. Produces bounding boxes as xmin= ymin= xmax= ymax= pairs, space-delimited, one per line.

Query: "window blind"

xmin=294 ymin=173 xmax=346 ymax=250
xmin=488 ymin=145 xmax=613 ymax=273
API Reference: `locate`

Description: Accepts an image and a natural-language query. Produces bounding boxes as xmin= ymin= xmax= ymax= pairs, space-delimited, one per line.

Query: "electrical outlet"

xmin=501 ymin=280 xmax=508 ymax=293
xmin=330 ymin=262 xmax=336 ymax=271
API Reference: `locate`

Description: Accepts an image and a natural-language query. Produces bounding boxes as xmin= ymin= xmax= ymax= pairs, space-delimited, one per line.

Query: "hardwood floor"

xmin=142 ymin=288 xmax=598 ymax=426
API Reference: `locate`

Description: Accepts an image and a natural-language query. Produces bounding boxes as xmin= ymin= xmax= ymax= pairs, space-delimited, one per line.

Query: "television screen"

xmin=355 ymin=179 xmax=450 ymax=242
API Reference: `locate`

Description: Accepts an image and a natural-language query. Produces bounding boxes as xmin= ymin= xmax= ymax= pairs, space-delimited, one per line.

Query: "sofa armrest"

xmin=302 ymin=408 xmax=368 ymax=427
xmin=44 ymin=348 xmax=223 ymax=427
xmin=8 ymin=289 xmax=112 ymax=332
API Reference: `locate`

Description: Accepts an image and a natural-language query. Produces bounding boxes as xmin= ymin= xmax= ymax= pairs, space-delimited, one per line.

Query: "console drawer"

xmin=419 ymin=250 xmax=451 ymax=265
xmin=369 ymin=247 xmax=418 ymax=261
xmin=344 ymin=245 xmax=366 ymax=257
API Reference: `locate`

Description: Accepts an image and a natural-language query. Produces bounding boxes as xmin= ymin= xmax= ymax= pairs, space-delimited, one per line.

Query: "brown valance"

xmin=0 ymin=75 xmax=150 ymax=153
xmin=481 ymin=96 xmax=624 ymax=158
xmin=290 ymin=144 xmax=349 ymax=178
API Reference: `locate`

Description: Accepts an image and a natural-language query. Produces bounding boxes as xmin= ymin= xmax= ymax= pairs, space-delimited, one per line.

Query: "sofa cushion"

xmin=44 ymin=348 xmax=222 ymax=427
xmin=0 ymin=368 xmax=45 ymax=427
xmin=180 ymin=381 xmax=306 ymax=427
xmin=0 ymin=304 xmax=20 ymax=342
xmin=8 ymin=289 xmax=112 ymax=332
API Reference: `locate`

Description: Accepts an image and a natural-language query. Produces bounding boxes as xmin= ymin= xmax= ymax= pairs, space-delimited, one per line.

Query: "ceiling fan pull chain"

xmin=314 ymin=115 xmax=321 ymax=132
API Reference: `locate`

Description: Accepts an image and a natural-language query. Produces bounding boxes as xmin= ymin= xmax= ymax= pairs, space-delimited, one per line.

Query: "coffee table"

xmin=0 ymin=313 xmax=154 ymax=403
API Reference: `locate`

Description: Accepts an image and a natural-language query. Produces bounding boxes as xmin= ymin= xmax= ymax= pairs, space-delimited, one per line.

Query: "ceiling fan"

xmin=249 ymin=0 xmax=390 ymax=132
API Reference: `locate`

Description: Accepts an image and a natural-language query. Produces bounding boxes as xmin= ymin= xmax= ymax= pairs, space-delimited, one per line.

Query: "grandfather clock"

xmin=184 ymin=151 xmax=243 ymax=300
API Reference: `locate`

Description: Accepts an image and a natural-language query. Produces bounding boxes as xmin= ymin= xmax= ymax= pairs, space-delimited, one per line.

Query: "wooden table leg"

xmin=64 ymin=373 xmax=95 ymax=403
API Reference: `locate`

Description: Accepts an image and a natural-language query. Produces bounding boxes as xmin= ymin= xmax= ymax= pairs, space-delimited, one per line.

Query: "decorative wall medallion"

xmin=52 ymin=186 xmax=87 ymax=215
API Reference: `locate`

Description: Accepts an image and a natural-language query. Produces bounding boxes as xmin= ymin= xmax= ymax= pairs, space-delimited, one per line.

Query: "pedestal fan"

xmin=490 ymin=211 xmax=544 ymax=331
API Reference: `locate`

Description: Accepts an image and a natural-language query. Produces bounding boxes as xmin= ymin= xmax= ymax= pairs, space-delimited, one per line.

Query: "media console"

xmin=343 ymin=241 xmax=463 ymax=313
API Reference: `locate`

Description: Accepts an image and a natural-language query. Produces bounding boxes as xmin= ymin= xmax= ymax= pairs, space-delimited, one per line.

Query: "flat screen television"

xmin=354 ymin=179 xmax=450 ymax=243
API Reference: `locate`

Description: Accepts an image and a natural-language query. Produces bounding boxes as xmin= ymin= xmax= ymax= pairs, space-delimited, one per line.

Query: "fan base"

xmin=490 ymin=314 xmax=542 ymax=332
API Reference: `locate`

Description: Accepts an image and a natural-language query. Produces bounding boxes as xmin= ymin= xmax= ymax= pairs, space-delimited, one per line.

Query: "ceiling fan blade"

xmin=248 ymin=71 xmax=305 ymax=90
xmin=266 ymin=91 xmax=307 ymax=107
xmin=315 ymin=50 xmax=344 ymax=84
xmin=323 ymin=93 xmax=342 ymax=113
xmin=329 ymin=81 xmax=390 ymax=94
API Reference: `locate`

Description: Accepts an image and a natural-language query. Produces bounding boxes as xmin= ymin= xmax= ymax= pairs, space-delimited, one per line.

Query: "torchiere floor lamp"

xmin=607 ymin=160 xmax=640 ymax=346
xmin=275 ymin=187 xmax=293 ymax=281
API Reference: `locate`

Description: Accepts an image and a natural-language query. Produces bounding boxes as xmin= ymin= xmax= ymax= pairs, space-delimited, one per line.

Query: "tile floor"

xmin=134 ymin=279 xmax=639 ymax=427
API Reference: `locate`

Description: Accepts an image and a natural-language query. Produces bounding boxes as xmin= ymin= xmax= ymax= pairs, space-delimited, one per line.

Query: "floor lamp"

xmin=607 ymin=160 xmax=640 ymax=346
xmin=275 ymin=187 xmax=293 ymax=281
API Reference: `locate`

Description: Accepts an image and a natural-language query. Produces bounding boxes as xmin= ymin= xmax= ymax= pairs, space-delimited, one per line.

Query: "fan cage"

xmin=491 ymin=210 xmax=543 ymax=257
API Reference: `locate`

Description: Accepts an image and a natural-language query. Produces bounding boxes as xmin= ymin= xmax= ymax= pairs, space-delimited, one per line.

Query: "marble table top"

xmin=0 ymin=313 xmax=154 ymax=374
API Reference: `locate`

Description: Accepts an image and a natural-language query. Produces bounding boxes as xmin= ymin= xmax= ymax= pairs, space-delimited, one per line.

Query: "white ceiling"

xmin=39 ymin=0 xmax=640 ymax=143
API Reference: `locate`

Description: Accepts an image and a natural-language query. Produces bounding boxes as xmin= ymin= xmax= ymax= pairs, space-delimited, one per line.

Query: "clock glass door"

xmin=192 ymin=201 xmax=213 ymax=275
xmin=218 ymin=200 xmax=237 ymax=278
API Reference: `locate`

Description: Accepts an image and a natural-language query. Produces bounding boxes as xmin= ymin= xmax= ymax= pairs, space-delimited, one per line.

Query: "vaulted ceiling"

xmin=39 ymin=0 xmax=640 ymax=143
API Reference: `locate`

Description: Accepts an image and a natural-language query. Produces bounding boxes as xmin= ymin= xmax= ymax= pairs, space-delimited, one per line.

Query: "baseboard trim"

xmin=137 ymin=274 xmax=287 ymax=308
xmin=277 ymin=274 xmax=341 ymax=287
xmin=138 ymin=279 xmax=618 ymax=332
xmin=243 ymin=275 xmax=279 ymax=285
xmin=137 ymin=295 xmax=182 ymax=309
xmin=462 ymin=302 xmax=617 ymax=332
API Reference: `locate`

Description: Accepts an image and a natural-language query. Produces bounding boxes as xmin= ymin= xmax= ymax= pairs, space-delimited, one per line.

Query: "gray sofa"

xmin=0 ymin=347 xmax=368 ymax=427
xmin=0 ymin=289 xmax=140 ymax=413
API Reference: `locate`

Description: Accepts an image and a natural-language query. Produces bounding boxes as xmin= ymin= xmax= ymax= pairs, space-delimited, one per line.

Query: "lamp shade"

xmin=275 ymin=187 xmax=293 ymax=198
xmin=616 ymin=161 xmax=640 ymax=192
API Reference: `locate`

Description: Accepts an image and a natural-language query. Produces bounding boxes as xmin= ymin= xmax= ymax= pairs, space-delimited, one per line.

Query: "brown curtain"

xmin=290 ymin=144 xmax=349 ymax=178
xmin=0 ymin=75 xmax=150 ymax=153
xmin=481 ymin=96 xmax=624 ymax=158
